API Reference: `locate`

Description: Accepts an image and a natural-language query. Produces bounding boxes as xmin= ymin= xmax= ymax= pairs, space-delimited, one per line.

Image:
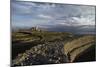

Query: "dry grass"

xmin=64 ymin=35 xmax=95 ymax=62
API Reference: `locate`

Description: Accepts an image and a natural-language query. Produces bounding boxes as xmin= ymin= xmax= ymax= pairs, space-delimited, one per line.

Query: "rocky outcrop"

xmin=64 ymin=35 xmax=96 ymax=62
xmin=12 ymin=41 xmax=68 ymax=66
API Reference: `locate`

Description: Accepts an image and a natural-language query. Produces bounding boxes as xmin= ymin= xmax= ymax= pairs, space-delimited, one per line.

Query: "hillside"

xmin=12 ymin=28 xmax=96 ymax=66
xmin=64 ymin=35 xmax=96 ymax=62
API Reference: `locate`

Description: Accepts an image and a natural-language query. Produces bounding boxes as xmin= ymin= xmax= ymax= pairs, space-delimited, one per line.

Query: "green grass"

xmin=12 ymin=30 xmax=74 ymax=43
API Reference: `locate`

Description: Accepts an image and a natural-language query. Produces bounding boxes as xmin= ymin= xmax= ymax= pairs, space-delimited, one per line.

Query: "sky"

xmin=11 ymin=1 xmax=96 ymax=28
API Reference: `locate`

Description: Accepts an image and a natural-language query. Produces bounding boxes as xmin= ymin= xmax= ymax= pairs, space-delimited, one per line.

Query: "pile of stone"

xmin=12 ymin=41 xmax=68 ymax=66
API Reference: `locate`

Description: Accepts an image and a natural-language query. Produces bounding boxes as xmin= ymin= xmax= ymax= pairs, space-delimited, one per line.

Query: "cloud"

xmin=11 ymin=2 xmax=33 ymax=15
xmin=71 ymin=16 xmax=95 ymax=25
xmin=37 ymin=14 xmax=53 ymax=19
xmin=11 ymin=1 xmax=95 ymax=28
